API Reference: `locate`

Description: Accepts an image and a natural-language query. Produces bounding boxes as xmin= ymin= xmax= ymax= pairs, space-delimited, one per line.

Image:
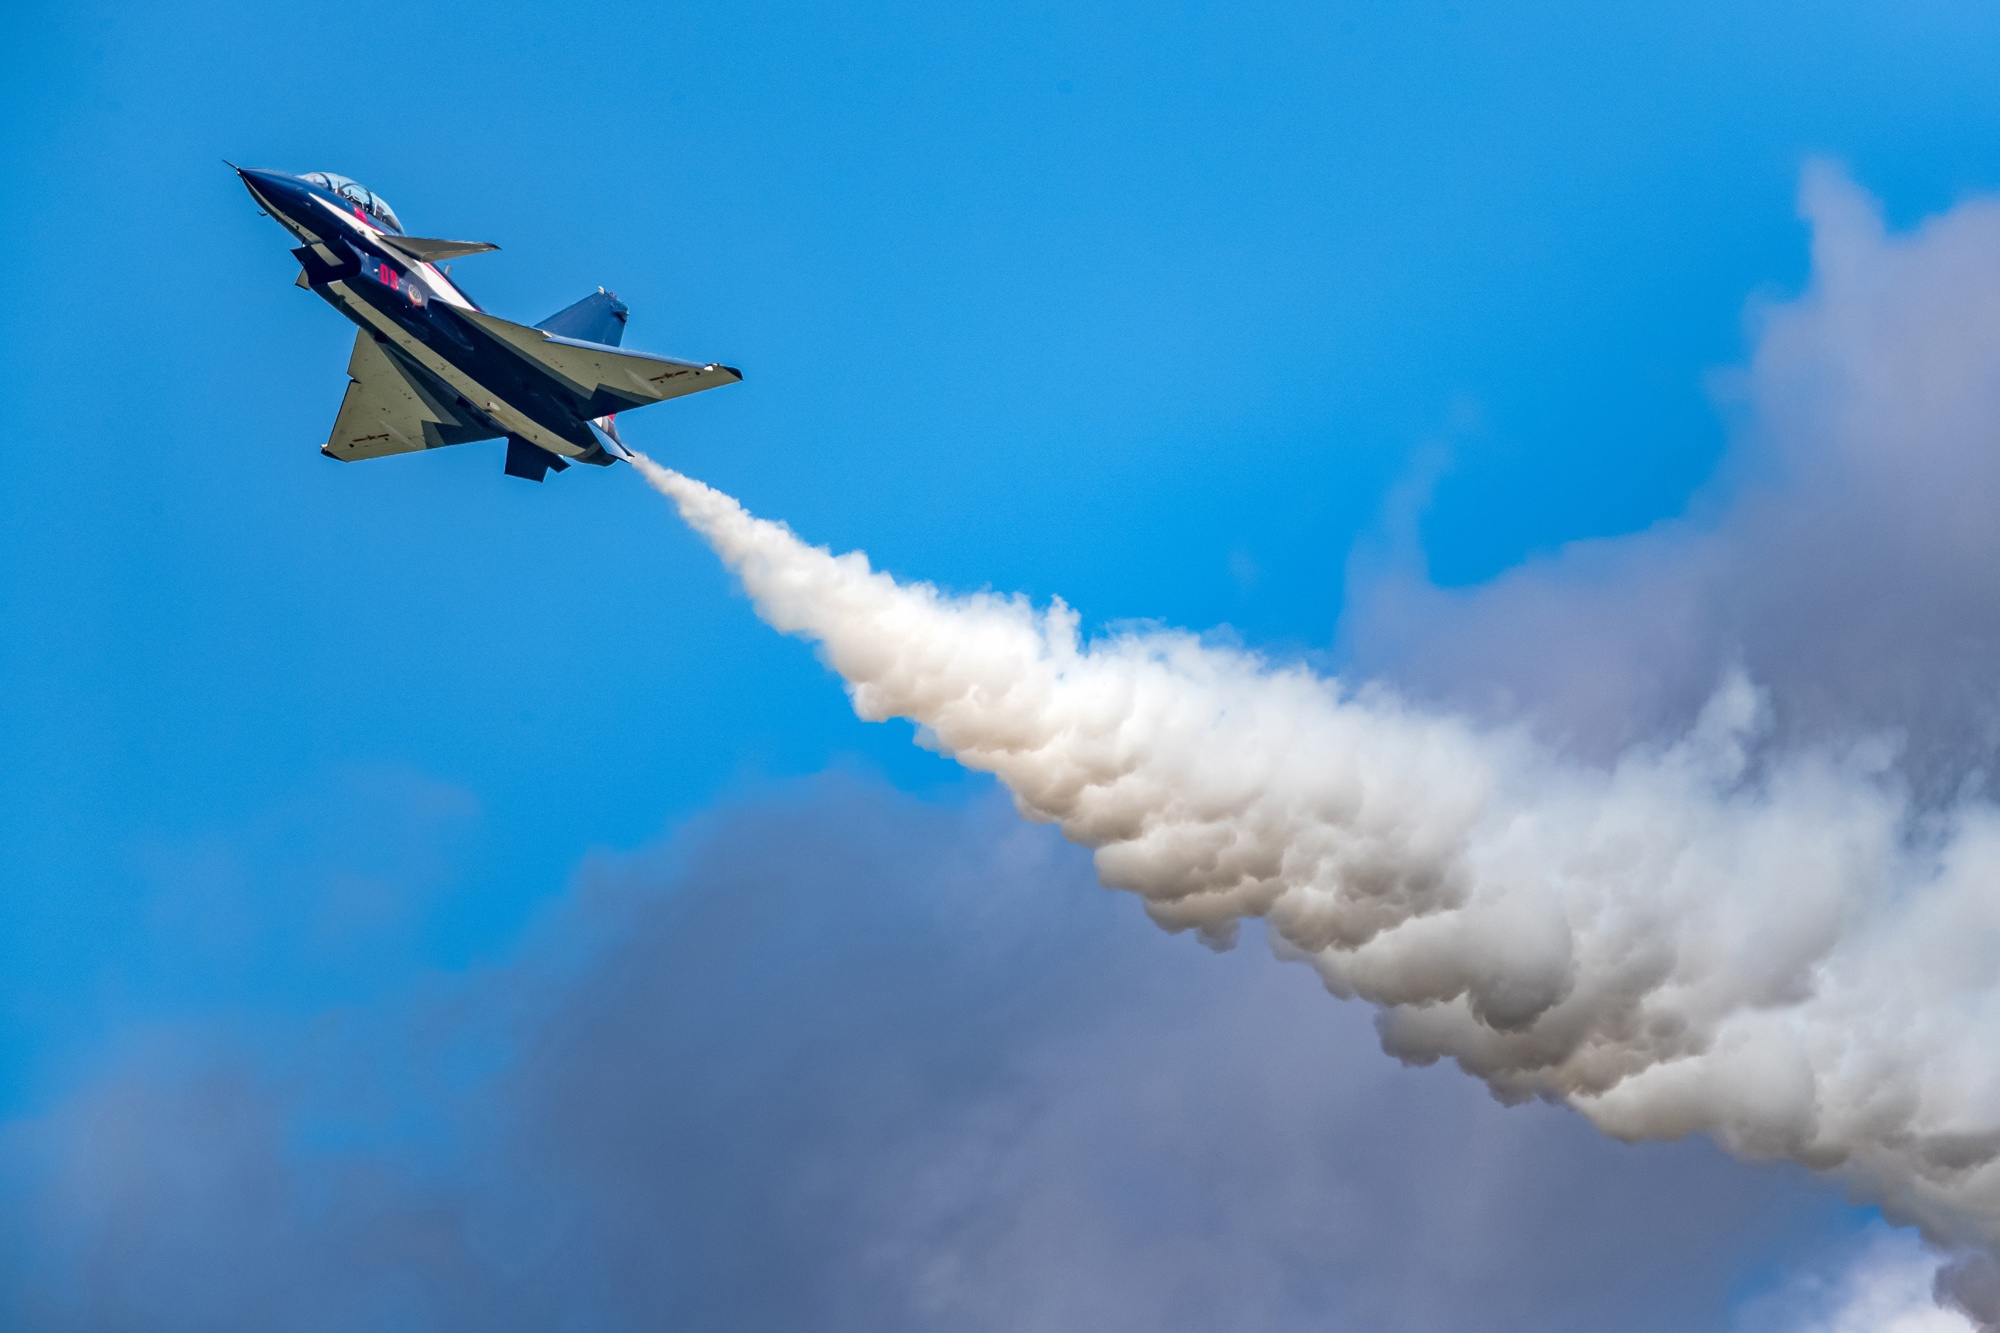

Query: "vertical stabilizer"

xmin=534 ymin=289 xmax=629 ymax=347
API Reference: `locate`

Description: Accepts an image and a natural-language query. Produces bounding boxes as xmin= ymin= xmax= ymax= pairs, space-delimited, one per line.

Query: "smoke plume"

xmin=632 ymin=164 xmax=2000 ymax=1325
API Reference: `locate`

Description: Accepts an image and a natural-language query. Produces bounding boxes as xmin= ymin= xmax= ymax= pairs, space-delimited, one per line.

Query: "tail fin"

xmin=535 ymin=289 xmax=629 ymax=347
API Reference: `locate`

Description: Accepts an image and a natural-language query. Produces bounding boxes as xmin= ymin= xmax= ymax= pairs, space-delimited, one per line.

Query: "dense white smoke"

xmin=636 ymin=445 xmax=2000 ymax=1307
xmin=632 ymin=165 xmax=2000 ymax=1325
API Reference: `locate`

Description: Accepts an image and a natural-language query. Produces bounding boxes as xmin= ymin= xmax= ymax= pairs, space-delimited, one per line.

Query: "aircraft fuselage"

xmin=236 ymin=166 xmax=739 ymax=479
xmin=240 ymin=168 xmax=611 ymax=461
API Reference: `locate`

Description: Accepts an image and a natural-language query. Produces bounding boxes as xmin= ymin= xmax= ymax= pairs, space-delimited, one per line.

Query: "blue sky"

xmin=8 ymin=1 xmax=2000 ymax=1326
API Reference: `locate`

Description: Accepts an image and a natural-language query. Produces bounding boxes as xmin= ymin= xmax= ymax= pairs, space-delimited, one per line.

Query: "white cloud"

xmin=1751 ymin=1230 xmax=1975 ymax=1333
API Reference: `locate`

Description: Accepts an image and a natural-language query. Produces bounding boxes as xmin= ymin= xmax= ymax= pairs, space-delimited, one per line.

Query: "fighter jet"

xmin=234 ymin=166 xmax=741 ymax=481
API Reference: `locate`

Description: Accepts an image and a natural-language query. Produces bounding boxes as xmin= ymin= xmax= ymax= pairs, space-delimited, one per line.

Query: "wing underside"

xmin=325 ymin=331 xmax=502 ymax=461
xmin=458 ymin=308 xmax=742 ymax=417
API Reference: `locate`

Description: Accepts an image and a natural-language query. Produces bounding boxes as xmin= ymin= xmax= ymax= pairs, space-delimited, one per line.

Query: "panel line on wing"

xmin=324 ymin=331 xmax=503 ymax=462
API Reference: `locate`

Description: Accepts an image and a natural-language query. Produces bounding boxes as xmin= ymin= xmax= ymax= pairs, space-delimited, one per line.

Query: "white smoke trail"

xmin=634 ymin=451 xmax=2000 ymax=1320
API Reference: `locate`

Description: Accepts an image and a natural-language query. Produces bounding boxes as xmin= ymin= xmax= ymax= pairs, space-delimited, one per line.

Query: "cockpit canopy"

xmin=300 ymin=172 xmax=403 ymax=234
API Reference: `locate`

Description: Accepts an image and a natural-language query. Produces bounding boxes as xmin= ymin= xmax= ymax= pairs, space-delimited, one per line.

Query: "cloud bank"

xmin=1345 ymin=162 xmax=2000 ymax=780
xmin=1 ymin=783 xmax=1844 ymax=1331
xmin=636 ymin=164 xmax=2000 ymax=1324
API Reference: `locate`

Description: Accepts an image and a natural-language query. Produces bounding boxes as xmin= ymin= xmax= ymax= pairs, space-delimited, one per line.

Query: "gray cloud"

xmin=3 ymin=780 xmax=1848 ymax=1331
xmin=1345 ymin=162 xmax=2000 ymax=788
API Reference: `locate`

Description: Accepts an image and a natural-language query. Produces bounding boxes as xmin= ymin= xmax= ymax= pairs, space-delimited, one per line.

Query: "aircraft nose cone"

xmin=236 ymin=167 xmax=300 ymax=208
xmin=235 ymin=167 xmax=328 ymax=242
